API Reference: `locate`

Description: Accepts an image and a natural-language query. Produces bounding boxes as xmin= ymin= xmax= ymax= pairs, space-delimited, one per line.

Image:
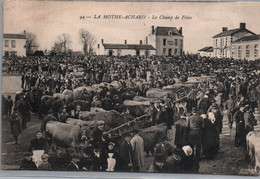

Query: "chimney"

xmin=146 ymin=37 xmax=148 ymax=44
xmin=101 ymin=39 xmax=104 ymax=44
xmin=152 ymin=26 xmax=154 ymax=34
xmin=140 ymin=40 xmax=142 ymax=45
xmin=125 ymin=40 xmax=127 ymax=44
xmin=179 ymin=27 xmax=182 ymax=35
xmin=240 ymin=23 xmax=246 ymax=29
xmin=222 ymin=27 xmax=228 ymax=32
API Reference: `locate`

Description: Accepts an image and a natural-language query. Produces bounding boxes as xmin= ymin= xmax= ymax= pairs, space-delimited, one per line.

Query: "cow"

xmin=79 ymin=108 xmax=123 ymax=131
xmin=146 ymin=88 xmax=173 ymax=99
xmin=123 ymin=100 xmax=151 ymax=117
xmin=133 ymin=96 xmax=158 ymax=102
xmin=66 ymin=118 xmax=94 ymax=128
xmin=246 ymin=131 xmax=260 ymax=174
xmin=139 ymin=123 xmax=168 ymax=156
xmin=44 ymin=120 xmax=87 ymax=152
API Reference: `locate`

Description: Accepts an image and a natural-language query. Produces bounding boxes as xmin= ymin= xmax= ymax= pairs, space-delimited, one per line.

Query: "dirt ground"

xmin=1 ymin=76 xmax=259 ymax=175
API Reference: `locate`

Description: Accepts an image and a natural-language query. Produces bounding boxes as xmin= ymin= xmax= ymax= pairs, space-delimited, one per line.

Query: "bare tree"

xmin=58 ymin=33 xmax=72 ymax=53
xmin=51 ymin=42 xmax=63 ymax=54
xmin=25 ymin=32 xmax=39 ymax=55
xmin=79 ymin=28 xmax=96 ymax=55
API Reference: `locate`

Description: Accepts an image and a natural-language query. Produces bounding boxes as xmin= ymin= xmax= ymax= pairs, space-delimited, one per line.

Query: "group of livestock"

xmin=40 ymin=79 xmax=196 ymax=154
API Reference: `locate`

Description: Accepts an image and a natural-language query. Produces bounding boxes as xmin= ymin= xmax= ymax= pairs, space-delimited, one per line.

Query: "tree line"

xmin=25 ymin=28 xmax=96 ymax=56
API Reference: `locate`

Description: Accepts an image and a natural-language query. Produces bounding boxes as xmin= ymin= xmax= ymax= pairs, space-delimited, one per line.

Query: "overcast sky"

xmin=3 ymin=1 xmax=260 ymax=53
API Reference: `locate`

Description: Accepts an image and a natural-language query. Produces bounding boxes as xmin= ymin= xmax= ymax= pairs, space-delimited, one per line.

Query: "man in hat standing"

xmin=6 ymin=96 xmax=13 ymax=119
xmin=118 ymin=133 xmax=133 ymax=172
xmin=130 ymin=129 xmax=145 ymax=172
xmin=92 ymin=120 xmax=105 ymax=147
xmin=187 ymin=107 xmax=204 ymax=169
xmin=225 ymin=94 xmax=236 ymax=129
xmin=233 ymin=103 xmax=246 ymax=147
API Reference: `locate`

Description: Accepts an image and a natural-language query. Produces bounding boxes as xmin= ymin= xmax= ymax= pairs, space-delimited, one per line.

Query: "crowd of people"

xmin=2 ymin=54 xmax=260 ymax=172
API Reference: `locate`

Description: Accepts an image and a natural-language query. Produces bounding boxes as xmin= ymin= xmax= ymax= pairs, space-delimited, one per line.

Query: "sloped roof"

xmin=102 ymin=44 xmax=155 ymax=50
xmin=233 ymin=34 xmax=260 ymax=43
xmin=213 ymin=28 xmax=256 ymax=38
xmin=198 ymin=46 xmax=213 ymax=52
xmin=3 ymin=34 xmax=26 ymax=39
xmin=154 ymin=27 xmax=182 ymax=36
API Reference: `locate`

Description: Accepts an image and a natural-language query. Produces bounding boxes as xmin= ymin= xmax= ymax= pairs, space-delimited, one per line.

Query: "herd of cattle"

xmin=39 ymin=80 xmax=185 ymax=154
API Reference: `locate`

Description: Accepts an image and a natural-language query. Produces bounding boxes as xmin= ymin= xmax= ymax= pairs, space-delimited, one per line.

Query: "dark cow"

xmin=139 ymin=123 xmax=168 ymax=156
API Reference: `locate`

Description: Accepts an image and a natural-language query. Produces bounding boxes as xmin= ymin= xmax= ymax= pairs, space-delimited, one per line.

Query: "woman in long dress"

xmin=202 ymin=113 xmax=220 ymax=159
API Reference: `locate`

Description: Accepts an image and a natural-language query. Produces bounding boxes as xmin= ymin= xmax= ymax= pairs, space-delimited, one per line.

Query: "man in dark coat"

xmin=10 ymin=108 xmax=22 ymax=144
xmin=6 ymin=96 xmax=13 ymax=119
xmin=66 ymin=153 xmax=82 ymax=171
xmin=174 ymin=115 xmax=188 ymax=149
xmin=233 ymin=104 xmax=246 ymax=147
xmin=20 ymin=152 xmax=37 ymax=170
xmin=17 ymin=97 xmax=31 ymax=129
xmin=118 ymin=133 xmax=133 ymax=172
xmin=187 ymin=107 xmax=205 ymax=169
xmin=91 ymin=120 xmax=105 ymax=147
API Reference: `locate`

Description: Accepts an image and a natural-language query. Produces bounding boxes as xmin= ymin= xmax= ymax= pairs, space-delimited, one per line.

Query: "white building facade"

xmin=231 ymin=35 xmax=260 ymax=60
xmin=147 ymin=26 xmax=183 ymax=56
xmin=96 ymin=40 xmax=155 ymax=56
xmin=212 ymin=23 xmax=255 ymax=58
xmin=3 ymin=33 xmax=26 ymax=57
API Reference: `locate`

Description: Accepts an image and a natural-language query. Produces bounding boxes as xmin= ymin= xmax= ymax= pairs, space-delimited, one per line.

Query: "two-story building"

xmin=212 ymin=23 xmax=255 ymax=58
xmin=231 ymin=34 xmax=260 ymax=60
xmin=146 ymin=26 xmax=183 ymax=56
xmin=3 ymin=32 xmax=26 ymax=57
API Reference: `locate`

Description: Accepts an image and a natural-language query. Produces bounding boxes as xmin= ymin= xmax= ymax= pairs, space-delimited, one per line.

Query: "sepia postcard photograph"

xmin=1 ymin=0 xmax=260 ymax=177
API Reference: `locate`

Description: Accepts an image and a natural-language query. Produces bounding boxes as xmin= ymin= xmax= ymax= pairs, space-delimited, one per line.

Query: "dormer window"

xmin=168 ymin=31 xmax=173 ymax=36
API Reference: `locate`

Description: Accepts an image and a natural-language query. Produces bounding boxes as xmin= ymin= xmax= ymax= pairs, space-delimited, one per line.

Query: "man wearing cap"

xmin=233 ymin=104 xmax=246 ymax=147
xmin=67 ymin=153 xmax=82 ymax=171
xmin=38 ymin=154 xmax=52 ymax=170
xmin=20 ymin=152 xmax=37 ymax=170
xmin=118 ymin=133 xmax=133 ymax=172
xmin=225 ymin=94 xmax=236 ymax=129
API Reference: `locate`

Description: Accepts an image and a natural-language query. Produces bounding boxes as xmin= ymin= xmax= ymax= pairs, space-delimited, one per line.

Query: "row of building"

xmin=199 ymin=23 xmax=259 ymax=61
xmin=96 ymin=26 xmax=183 ymax=56
xmin=2 ymin=23 xmax=259 ymax=60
